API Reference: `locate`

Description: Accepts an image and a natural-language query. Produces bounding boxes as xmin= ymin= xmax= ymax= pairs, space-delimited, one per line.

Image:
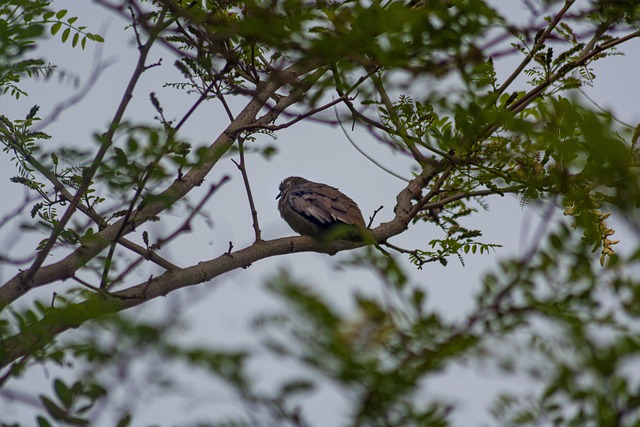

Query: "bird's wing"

xmin=289 ymin=189 xmax=335 ymax=224
xmin=288 ymin=183 xmax=363 ymax=226
xmin=330 ymin=196 xmax=364 ymax=226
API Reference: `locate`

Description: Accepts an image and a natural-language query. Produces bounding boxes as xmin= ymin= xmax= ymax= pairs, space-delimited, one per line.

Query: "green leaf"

xmin=72 ymin=32 xmax=79 ymax=47
xmin=54 ymin=379 xmax=72 ymax=408
xmin=61 ymin=28 xmax=70 ymax=43
xmin=40 ymin=395 xmax=68 ymax=420
xmin=550 ymin=234 xmax=562 ymax=250
xmin=56 ymin=9 xmax=68 ymax=20
xmin=51 ymin=22 xmax=62 ymax=36
xmin=37 ymin=416 xmax=53 ymax=427
xmin=412 ymin=289 xmax=425 ymax=309
xmin=116 ymin=414 xmax=132 ymax=427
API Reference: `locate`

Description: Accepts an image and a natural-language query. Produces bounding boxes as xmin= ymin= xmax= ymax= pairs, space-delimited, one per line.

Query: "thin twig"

xmin=496 ymin=0 xmax=576 ymax=97
xmin=0 ymin=355 xmax=31 ymax=389
xmin=577 ymin=87 xmax=635 ymax=129
xmin=380 ymin=241 xmax=439 ymax=268
xmin=234 ymin=64 xmax=376 ymax=134
xmin=152 ymin=175 xmax=231 ymax=250
xmin=235 ymin=95 xmax=349 ymax=133
xmin=174 ymin=80 xmax=217 ymax=132
xmin=118 ymin=239 xmax=180 ymax=271
xmin=0 ymin=194 xmax=37 ymax=229
xmin=1 ymin=120 xmax=179 ymax=272
xmin=0 ymin=254 xmax=36 ymax=266
xmin=19 ymin=6 xmax=170 ymax=290
xmin=100 ymin=155 xmax=166 ymax=290
xmin=335 ymin=105 xmax=410 ymax=182
xmin=216 ymin=79 xmax=235 ymax=122
xmin=70 ymin=275 xmax=102 ymax=293
xmin=34 ymin=40 xmax=115 ymax=132
xmin=245 ymin=66 xmax=328 ymax=131
xmin=416 ymin=185 xmax=525 ymax=216
xmin=232 ymin=139 xmax=262 ymax=242
xmin=368 ymin=205 xmax=384 ymax=229
xmin=371 ymin=72 xmax=431 ymax=166
xmin=105 ymin=255 xmax=147 ymax=291
xmin=521 ymin=196 xmax=558 ymax=264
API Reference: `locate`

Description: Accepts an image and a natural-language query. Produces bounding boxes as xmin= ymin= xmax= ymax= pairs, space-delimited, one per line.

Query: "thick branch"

xmin=0 ymin=167 xmax=526 ymax=368
xmin=0 ymin=61 xmax=321 ymax=308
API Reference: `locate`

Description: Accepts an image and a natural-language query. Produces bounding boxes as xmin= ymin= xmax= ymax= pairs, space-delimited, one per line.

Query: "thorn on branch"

xmin=227 ymin=241 xmax=233 ymax=255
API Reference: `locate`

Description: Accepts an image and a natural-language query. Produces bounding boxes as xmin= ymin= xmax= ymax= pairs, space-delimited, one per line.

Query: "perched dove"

xmin=276 ymin=176 xmax=366 ymax=238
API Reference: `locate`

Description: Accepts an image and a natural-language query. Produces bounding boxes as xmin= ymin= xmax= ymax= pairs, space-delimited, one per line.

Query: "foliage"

xmin=1 ymin=0 xmax=640 ymax=426
xmin=0 ymin=0 xmax=104 ymax=98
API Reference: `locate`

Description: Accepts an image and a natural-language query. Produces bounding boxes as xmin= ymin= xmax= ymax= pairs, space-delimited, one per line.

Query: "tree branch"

xmin=17 ymin=8 xmax=171 ymax=292
xmin=0 ymin=169 xmax=526 ymax=368
xmin=0 ymin=60 xmax=323 ymax=308
xmin=495 ymin=0 xmax=576 ymax=97
xmin=0 ymin=119 xmax=179 ymax=272
xmin=151 ymin=176 xmax=231 ymax=251
xmin=232 ymin=140 xmax=262 ymax=243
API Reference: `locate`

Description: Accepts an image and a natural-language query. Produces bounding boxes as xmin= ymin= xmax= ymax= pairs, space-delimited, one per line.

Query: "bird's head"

xmin=276 ymin=176 xmax=308 ymax=199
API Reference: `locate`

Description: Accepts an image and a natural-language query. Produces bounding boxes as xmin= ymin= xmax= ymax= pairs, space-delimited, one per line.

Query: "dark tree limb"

xmin=0 ymin=167 xmax=526 ymax=368
xmin=0 ymin=60 xmax=323 ymax=308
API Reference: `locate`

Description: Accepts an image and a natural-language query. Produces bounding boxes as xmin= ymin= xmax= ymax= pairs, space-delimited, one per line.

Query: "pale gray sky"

xmin=1 ymin=0 xmax=639 ymax=425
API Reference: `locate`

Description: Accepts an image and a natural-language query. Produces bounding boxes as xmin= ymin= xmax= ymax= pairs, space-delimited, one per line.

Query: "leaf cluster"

xmin=0 ymin=0 xmax=103 ymax=98
xmin=2 ymin=0 xmax=640 ymax=426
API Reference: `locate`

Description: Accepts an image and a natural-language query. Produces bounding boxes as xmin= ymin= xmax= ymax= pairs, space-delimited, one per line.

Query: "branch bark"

xmin=0 ymin=61 xmax=320 ymax=308
xmin=0 ymin=177 xmax=410 ymax=368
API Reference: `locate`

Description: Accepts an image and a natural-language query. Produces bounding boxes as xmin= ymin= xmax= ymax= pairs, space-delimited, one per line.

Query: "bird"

xmin=276 ymin=176 xmax=367 ymax=239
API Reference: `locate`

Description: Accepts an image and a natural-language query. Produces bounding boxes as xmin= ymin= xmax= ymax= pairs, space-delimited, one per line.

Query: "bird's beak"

xmin=276 ymin=191 xmax=282 ymax=200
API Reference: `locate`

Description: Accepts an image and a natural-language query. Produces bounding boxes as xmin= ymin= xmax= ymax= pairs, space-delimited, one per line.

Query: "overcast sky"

xmin=1 ymin=1 xmax=640 ymax=425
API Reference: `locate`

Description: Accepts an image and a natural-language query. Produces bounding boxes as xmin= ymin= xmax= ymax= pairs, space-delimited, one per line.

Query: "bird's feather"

xmin=277 ymin=176 xmax=366 ymax=237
